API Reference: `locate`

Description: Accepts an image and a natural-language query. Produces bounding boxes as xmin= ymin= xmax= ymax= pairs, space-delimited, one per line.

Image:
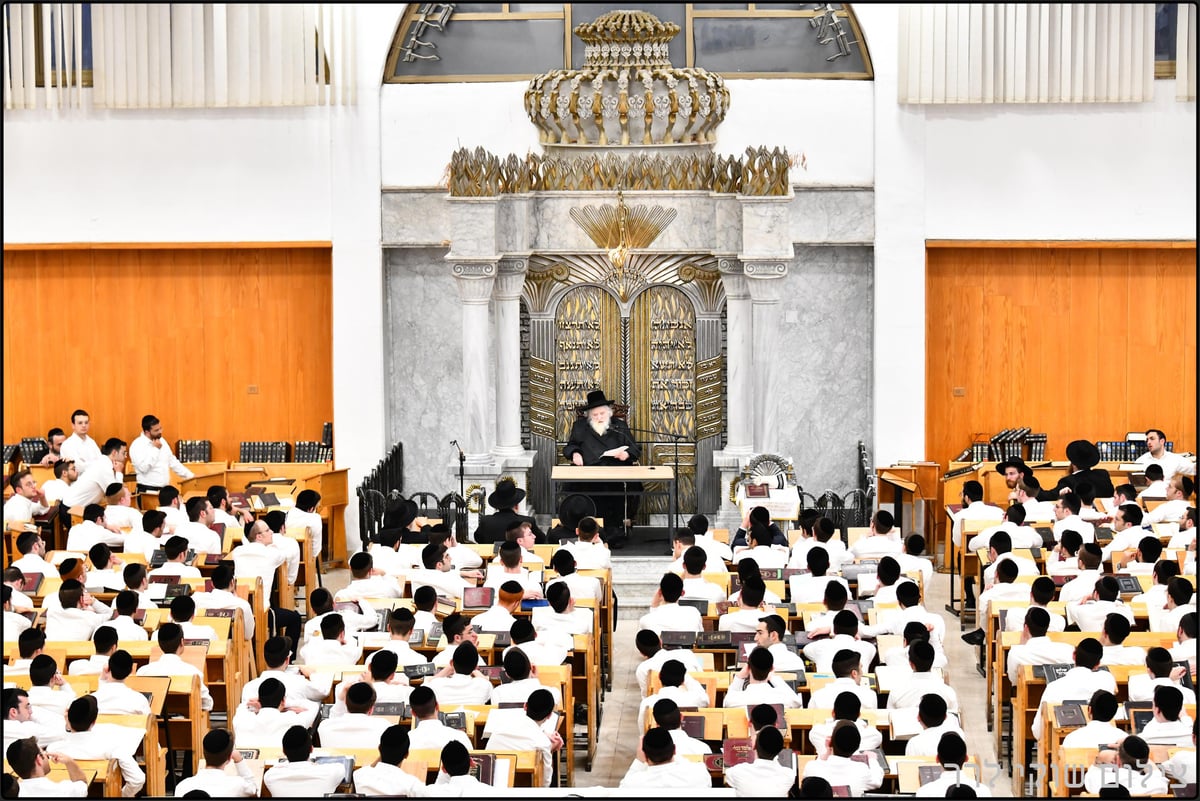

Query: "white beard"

xmin=589 ymin=419 xmax=610 ymax=437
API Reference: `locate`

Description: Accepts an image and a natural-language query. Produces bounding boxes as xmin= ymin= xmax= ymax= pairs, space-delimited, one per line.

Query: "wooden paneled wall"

xmin=3 ymin=246 xmax=333 ymax=463
xmin=926 ymin=245 xmax=1197 ymax=470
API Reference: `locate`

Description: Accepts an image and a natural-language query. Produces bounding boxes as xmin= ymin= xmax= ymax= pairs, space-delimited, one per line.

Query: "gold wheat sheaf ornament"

xmin=569 ymin=192 xmax=677 ymax=251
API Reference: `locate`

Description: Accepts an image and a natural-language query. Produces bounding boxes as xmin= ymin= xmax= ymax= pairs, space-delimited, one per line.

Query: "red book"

xmin=722 ymin=738 xmax=754 ymax=768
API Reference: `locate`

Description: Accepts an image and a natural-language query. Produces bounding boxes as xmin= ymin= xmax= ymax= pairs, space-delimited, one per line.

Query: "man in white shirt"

xmin=60 ymin=695 xmax=145 ymax=796
xmin=981 ymin=530 xmax=1040 ymax=588
xmin=1066 ymin=577 xmax=1135 ymax=633
xmin=641 ymin=658 xmax=712 ymax=727
xmin=190 ymin=563 xmax=255 ymax=638
xmin=677 ymin=545 xmax=726 ymax=602
xmin=789 ymin=547 xmax=851 ymax=605
xmin=1155 ymin=577 xmax=1198 ymax=635
xmin=850 ymin=510 xmax=904 ymax=559
xmin=482 ymin=541 xmax=543 ymax=599
xmin=107 ymin=591 xmax=150 ymax=641
xmin=1139 ymin=464 xmax=1171 ymax=500
xmin=687 ymin=513 xmax=734 ymax=566
xmin=174 ymin=497 xmax=222 ymax=555
xmin=789 ymin=517 xmax=848 ymax=570
xmin=368 ymin=608 xmax=431 ymax=669
xmin=148 ymin=535 xmax=202 ymax=581
xmin=262 ymin=725 xmax=346 ymax=798
xmin=26 ymin=655 xmax=78 ymax=721
xmin=128 ymin=414 xmax=194 ymax=491
xmin=558 ymin=515 xmax=613 ymax=569
xmin=808 ymin=648 xmax=878 ymax=710
xmin=904 ymin=695 xmax=966 ymax=756
xmin=102 ymin=484 xmax=142 ymax=534
xmin=2 ymin=585 xmax=32 ymax=641
xmin=61 ymin=437 xmax=125 ymax=509
xmin=10 ymin=530 xmax=53 ymax=578
xmin=724 ymin=724 xmax=796 ymax=796
xmin=232 ymin=678 xmax=320 ymax=749
xmin=410 ymin=543 xmax=473 ymax=600
xmin=1136 ymin=428 xmax=1197 ymax=480
xmin=1057 ymin=543 xmax=1105 ymax=605
xmin=718 ymin=576 xmax=771 ymax=633
xmin=1016 ymin=477 xmax=1056 ymax=522
xmin=1006 ymin=607 xmax=1076 ymax=684
xmin=1053 ymin=492 xmax=1096 ymax=543
xmin=968 ymin=503 xmax=1037 ymax=551
xmin=483 ymin=688 xmax=563 ymax=787
xmin=155 ymin=486 xmax=187 ymax=533
xmin=352 ymin=725 xmax=428 ymax=797
xmin=1005 ymin=577 xmax=1068 ymax=634
xmin=802 ymin=721 xmax=884 ymax=795
xmin=1083 ymin=735 xmax=1171 ymax=795
xmin=91 ymin=651 xmax=152 ymax=716
xmin=951 ymin=480 xmax=1005 ymax=547
xmin=40 ymin=458 xmax=78 ymax=506
xmin=4 ymin=470 xmax=50 ymax=524
xmin=1146 ymin=474 xmax=1196 ymax=525
xmin=58 ymin=409 xmax=102 ymax=474
xmin=205 ymin=485 xmax=254 ymax=541
xmin=285 ymin=489 xmax=324 ymax=558
xmin=961 ymin=558 xmax=1034 ymax=647
xmin=803 ymin=610 xmax=876 ymax=674
xmin=45 ymin=580 xmax=109 ymax=642
xmin=299 ymin=613 xmax=363 ymax=666
xmin=861 ymin=581 xmax=946 ymax=645
xmin=639 ymin=572 xmax=704 ymax=635
xmin=618 ymin=726 xmax=713 ymax=790
xmin=4 ymin=736 xmax=89 ymax=798
xmin=532 ymin=581 xmax=592 ymax=648
xmin=173 ymin=728 xmax=257 ymax=797
xmin=1141 ymin=685 xmax=1195 ymax=746
xmin=320 ymin=681 xmax=393 ymax=747
xmin=648 ymin=697 xmax=711 ymax=755
xmin=634 ymin=629 xmax=704 ymax=696
xmin=369 ymin=528 xmax=423 ymax=577
xmin=722 ymin=647 xmax=802 ymax=711
xmin=334 ymin=551 xmax=403 ymax=601
xmin=1128 ymin=647 xmax=1197 ymax=705
xmin=67 ymin=626 xmax=118 ymax=676
xmin=1100 ymin=503 xmax=1149 ymax=562
xmin=914 ymin=731 xmax=992 ymax=797
xmin=406 ymin=685 xmax=473 ymax=752
xmin=1100 ymin=613 xmax=1148 ymax=666
xmin=123 ymin=509 xmax=165 ymax=561
xmin=808 ymin=691 xmax=883 ymax=757
xmin=1169 ymin=611 xmax=1197 ymax=664
xmin=754 ymin=614 xmax=807 ymax=672
xmin=425 ymin=641 xmax=494 ymax=705
xmin=230 ymin=518 xmax=286 ymax=597
xmin=1062 ymin=690 xmax=1127 ymax=749
xmin=488 ymin=648 xmax=563 ymax=707
xmin=65 ymin=503 xmax=123 ymax=552
xmin=136 ymin=622 xmax=214 ymax=711
xmin=240 ymin=636 xmax=329 ymax=711
xmin=732 ymin=524 xmax=789 ymax=569
xmin=887 ymin=641 xmax=958 ymax=711
xmin=85 ymin=543 xmax=125 ymax=592
xmin=426 ymin=740 xmax=500 ymax=796
xmin=1031 ymin=638 xmax=1117 ymax=736
xmin=150 ymin=594 xmax=218 ymax=644
xmin=546 ymin=549 xmax=603 ymax=605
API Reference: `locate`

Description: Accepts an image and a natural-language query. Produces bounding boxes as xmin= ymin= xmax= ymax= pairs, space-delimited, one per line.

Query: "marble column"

xmin=453 ymin=262 xmax=497 ymax=465
xmin=492 ymin=257 xmax=528 ymax=458
xmin=745 ymin=261 xmax=787 ymax=454
xmin=718 ymin=258 xmax=754 ymax=455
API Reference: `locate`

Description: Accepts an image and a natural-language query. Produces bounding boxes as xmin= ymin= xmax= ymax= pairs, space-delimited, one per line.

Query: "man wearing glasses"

xmin=4 ymin=736 xmax=88 ymax=797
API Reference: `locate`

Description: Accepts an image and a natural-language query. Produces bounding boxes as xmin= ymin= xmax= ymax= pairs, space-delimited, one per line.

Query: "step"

xmin=611 ymin=554 xmax=673 ymax=616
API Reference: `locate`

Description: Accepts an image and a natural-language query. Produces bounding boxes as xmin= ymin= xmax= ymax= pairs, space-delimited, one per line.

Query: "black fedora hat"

xmin=488 ymin=478 xmax=526 ymax=510
xmin=583 ymin=389 xmax=615 ymax=411
xmin=383 ymin=498 xmax=420 ymax=530
xmin=995 ymin=458 xmax=1029 ymax=476
xmin=557 ymin=494 xmax=596 ymax=531
xmin=1065 ymin=440 xmax=1101 ymax=470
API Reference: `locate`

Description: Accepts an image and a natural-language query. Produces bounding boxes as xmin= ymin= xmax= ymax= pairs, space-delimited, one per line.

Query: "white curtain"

xmin=1178 ymin=3 xmax=1197 ymax=101
xmin=899 ymin=3 xmax=1156 ymax=104
xmin=3 ymin=3 xmax=355 ymax=110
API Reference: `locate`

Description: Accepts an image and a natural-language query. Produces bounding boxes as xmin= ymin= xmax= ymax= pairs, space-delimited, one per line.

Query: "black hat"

xmin=488 ymin=479 xmax=526 ymax=511
xmin=384 ymin=499 xmax=420 ymax=530
xmin=1065 ymin=440 xmax=1101 ymax=470
xmin=995 ymin=458 xmax=1029 ymax=476
xmin=583 ymin=389 xmax=615 ymax=411
xmin=557 ymin=494 xmax=596 ymax=531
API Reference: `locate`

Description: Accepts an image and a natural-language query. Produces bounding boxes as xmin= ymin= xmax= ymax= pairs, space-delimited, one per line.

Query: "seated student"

xmin=5 ymin=736 xmax=89 ymax=798
xmin=409 ymin=543 xmax=472 ymax=600
xmin=1005 ymin=576 xmax=1068 ymax=633
xmin=2 ymin=585 xmax=31 ymax=641
xmin=406 ymin=686 xmax=473 ymax=752
xmin=369 ymin=608 xmax=431 ymax=669
xmin=152 ymin=594 xmax=218 ymax=644
xmin=862 ymin=580 xmax=946 ymax=645
xmin=302 ymin=588 xmax=373 ymax=645
xmin=1145 ymin=474 xmax=1195 ymax=525
xmin=487 ymin=520 xmax=541 ymax=568
xmin=60 ymin=695 xmax=145 ymax=797
xmin=1130 ymin=559 xmax=1180 ymax=611
xmin=1053 ymin=493 xmax=1096 ymax=543
xmin=725 ymin=724 xmax=795 ymax=797
xmin=2 ymin=469 xmax=48 ymax=525
xmin=865 ymin=556 xmax=917 ymax=605
xmin=1058 ymin=543 xmax=1105 ymax=604
xmin=261 ymin=510 xmax=303 ymax=587
xmin=634 ymin=629 xmax=703 ymax=696
xmin=968 ymin=503 xmax=1041 ymax=553
xmin=887 ymin=641 xmax=959 ymax=711
xmin=1141 ymin=685 xmax=1195 ymax=746
xmin=1170 ymin=611 xmax=1197 ymax=664
xmin=3 ymin=687 xmax=66 ymax=754
xmin=558 ymin=515 xmax=614 ymax=570
xmin=665 ymin=530 xmax=697 ymax=574
xmin=425 ymin=641 xmax=493 ymax=705
xmin=1129 ymin=647 xmax=1197 ymax=704
xmin=802 ymin=720 xmax=884 ymax=794
xmin=789 ymin=517 xmax=848 ymax=573
xmin=618 ymin=726 xmax=713 ymax=789
xmin=483 ymin=541 xmax=544 ymax=598
xmin=753 ymin=613 xmax=806 ymax=672
xmin=804 ymin=580 xmax=851 ymax=634
xmin=92 ymin=650 xmax=151 ymax=716
xmin=1046 ymin=530 xmax=1086 ymax=577
xmin=1006 ymin=607 xmax=1076 ymax=685
xmin=809 ymin=691 xmax=883 ymax=757
xmin=484 ymin=688 xmax=562 ymax=787
xmin=1153 ymin=576 xmax=1197 ymax=634
xmin=11 ymin=530 xmax=53 ymax=577
xmin=804 ymin=610 xmax=877 ymax=674
xmin=891 ymin=533 xmax=935 ymax=588
xmin=1100 ymin=504 xmax=1148 ymax=561
xmin=732 ymin=505 xmax=788 ymax=550
xmin=1159 ymin=719 xmax=1198 ymax=786
xmin=808 ymin=648 xmax=878 ymax=710
xmin=283 ymin=489 xmax=324 ymax=556
xmin=677 ymin=545 xmax=727 ymax=603
xmin=242 ymin=636 xmax=329 ymax=708
xmin=718 ymin=576 xmax=770 ymax=633
xmin=914 ymin=731 xmax=992 ymax=797
xmin=42 ymin=560 xmax=110 ymax=616
xmin=733 ymin=522 xmax=789 ymax=569
xmin=320 ymin=682 xmax=392 ymax=747
xmin=1067 ymin=577 xmax=1134 ymax=633
xmin=426 ymin=740 xmax=499 ymax=797
xmin=352 ymin=725 xmax=427 ymax=797
xmin=1062 ymin=690 xmax=1128 ymax=749
xmin=723 ymin=643 xmax=806 ymax=709
xmin=470 ymin=580 xmax=523 ymax=635
xmin=640 ymin=572 xmax=704 ymax=635
xmin=641 ymin=658 xmax=712 ymax=727
xmin=190 ymin=563 xmax=255 ymax=639
xmin=65 ymin=503 xmax=124 ymax=552
xmin=232 ymin=678 xmax=319 ymax=748
xmin=435 ymin=612 xmax=487 ymax=668
xmin=730 ymin=559 xmax=782 ymax=605
xmin=1123 ymin=535 xmax=1166 ymax=576
xmin=174 ymin=728 xmax=257 ymax=797
xmin=883 ymin=621 xmax=948 ymax=670
xmin=431 ymin=522 xmax=486 ymax=572
xmin=45 ymin=579 xmax=109 ymax=641
xmin=369 ymin=528 xmax=423 ymax=577
xmin=1032 ymin=638 xmax=1116 ymax=736
xmin=229 ymin=519 xmax=286 ymax=597
xmin=85 ymin=544 xmax=125 ymax=592
xmin=685 ymin=512 xmax=734 ymax=565
xmin=1099 ymin=613 xmax=1148 ymax=666
xmin=5 ymin=566 xmax=37 ymax=613
xmin=981 ymin=529 xmax=1039 ymax=588
xmin=1083 ymin=735 xmax=1170 ymax=795
xmin=651 ymin=697 xmax=711 ymax=755
xmin=789 ymin=548 xmax=850 ymax=605
xmin=10 ymin=629 xmax=47 ymax=676
xmin=103 ymin=483 xmax=142 ymax=533
xmin=334 ymin=551 xmax=403 ymax=601
xmin=206 ymin=485 xmax=254 ymax=537
xmin=67 ymin=626 xmax=118 ymax=676
xmin=951 ymin=480 xmax=1005 ymax=551
xmin=173 ymin=496 xmax=223 ymax=555
xmin=1076 ymin=481 xmax=1109 ymax=522
xmin=1168 ymin=506 xmax=1198 ymax=550
xmin=136 ymin=622 xmax=214 ymax=711
xmin=532 ymin=581 xmax=593 ymax=649
xmin=262 ymin=725 xmax=346 ymax=798
xmin=961 ymin=558 xmax=1031 ymax=646
xmin=148 ymin=535 xmax=202 ymax=580
xmin=905 ymin=694 xmax=965 ymax=756
xmin=547 ymin=549 xmax=603 ymax=606
xmin=850 ymin=510 xmax=904 ymax=559
xmin=122 ymin=509 xmax=165 ymax=561
xmin=489 ymin=647 xmax=562 ymax=707
xmin=298 ymin=613 xmax=362 ymax=666
xmin=331 ymin=650 xmax=412 ymax=716
xmin=152 ymin=485 xmax=186 ymax=533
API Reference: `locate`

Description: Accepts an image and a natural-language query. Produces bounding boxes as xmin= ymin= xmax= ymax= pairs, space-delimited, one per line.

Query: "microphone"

xmin=451 ymin=439 xmax=464 ymax=457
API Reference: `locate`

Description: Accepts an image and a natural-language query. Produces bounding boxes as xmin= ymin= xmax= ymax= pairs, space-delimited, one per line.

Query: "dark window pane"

xmin=694 ymin=16 xmax=866 ymax=74
xmin=1155 ymin=3 xmax=1177 ymax=61
xmin=453 ymin=4 xmax=504 ymax=13
xmin=394 ymin=18 xmax=565 ymax=77
xmin=693 ymin=4 xmax=748 ymax=9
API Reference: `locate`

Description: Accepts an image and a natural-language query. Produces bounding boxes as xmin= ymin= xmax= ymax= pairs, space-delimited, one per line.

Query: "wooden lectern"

xmin=875 ymin=462 xmax=940 ymax=558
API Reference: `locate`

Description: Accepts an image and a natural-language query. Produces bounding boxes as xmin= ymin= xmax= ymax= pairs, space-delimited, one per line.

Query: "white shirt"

xmin=1058 ymin=570 xmax=1103 ymax=606
xmin=41 ymin=478 xmax=71 ymax=505
xmin=67 ymin=654 xmax=110 ymax=676
xmin=640 ymin=680 xmax=711 ymax=727
xmin=4 ymin=494 xmax=49 ymax=523
xmin=802 ymin=752 xmax=884 ymax=795
xmin=137 ymin=653 xmax=214 ymax=711
xmin=803 ymin=633 xmax=876 ymax=675
xmin=725 ymin=755 xmax=797 ymax=797
xmin=680 ymin=575 xmax=726 ymax=602
xmin=483 ymin=567 xmax=543 ymax=598
xmin=230 ymin=541 xmax=286 ymax=597
xmin=317 ymin=712 xmax=392 ymax=748
xmin=92 ymin=680 xmax=153 ymax=716
xmin=1004 ymin=605 xmax=1067 ymax=634
xmin=1128 ymin=674 xmax=1197 ymax=704
xmin=488 ymin=676 xmax=562 ymax=707
xmin=242 ymin=668 xmax=331 ymax=706
xmin=851 ymin=535 xmax=903 ymax=559
xmin=1082 ymin=763 xmax=1170 ymax=795
xmin=531 ymin=606 xmax=592 ymax=639
xmin=45 ymin=606 xmax=110 ymax=641
xmin=484 ymin=712 xmax=557 ymax=786
xmin=122 ymin=529 xmax=162 ymax=561
xmin=1141 ymin=716 xmax=1195 ymax=746
xmin=14 ymin=776 xmax=88 ymax=797
xmin=545 ymin=572 xmax=603 ymax=602
xmin=1061 ymin=719 xmax=1128 ymax=749
xmin=298 ymin=637 xmax=362 ymax=666
xmin=4 ymin=609 xmax=32 ymax=639
xmin=232 ymin=705 xmax=318 ymax=748
xmin=978 ymin=580 xmax=1035 ymax=624
xmin=892 ymin=552 xmax=935 ymax=587
xmin=1054 ymin=515 xmax=1096 ymax=543
xmin=790 ymin=538 xmax=849 ymax=570
xmin=952 ymin=501 xmax=1005 ymax=546
xmin=722 ymin=676 xmax=802 ymax=710
xmin=767 ymin=642 xmax=807 ymax=672
xmin=982 ymin=553 xmax=1039 ymax=588
xmin=619 ymin=758 xmax=713 ymax=789
xmin=636 ymin=648 xmax=704 ymax=695
xmin=905 ymin=718 xmax=965 ymax=755
xmin=104 ymin=505 xmax=142 ymax=533
xmin=808 ymin=676 xmax=877 ymax=711
xmin=28 ymin=684 xmax=78 ymax=719
xmin=886 ymin=670 xmax=959 ymax=712
xmin=61 ymin=459 xmax=118 ymax=508
xmin=407 ymin=717 xmax=473 ymax=752
xmin=173 ymin=763 xmax=257 ymax=798
xmin=65 ymin=520 xmax=123 ymax=551
xmin=370 ymin=639 xmax=430 ymax=668
xmin=809 ymin=717 xmax=883 ymax=756
xmin=106 ymin=614 xmax=150 ymax=641
xmin=302 ymin=608 xmax=374 ymax=644
xmin=1032 ymin=666 xmax=1117 ymax=735
xmin=2 ymin=717 xmax=67 ymax=755
xmin=789 ymin=574 xmax=851 ymax=605
xmin=262 ymin=758 xmax=346 ymax=798
xmin=1006 ymin=636 xmax=1076 ymax=684
xmin=424 ymin=672 xmax=494 ymax=706
xmin=559 ymin=539 xmax=613 ymax=570
xmin=353 ymin=762 xmax=427 ymax=797
xmin=1136 ymin=449 xmax=1197 ymax=480
xmin=424 ymin=773 xmax=496 ymax=796
xmin=639 ymin=602 xmax=704 ymax=635
xmin=335 ymin=575 xmax=403 ymax=600
xmin=59 ymin=727 xmax=145 ymax=797
xmin=1103 ymin=644 xmax=1149 ymax=666
xmin=191 ymin=588 xmax=255 ymax=638
xmin=409 ymin=568 xmax=470 ymax=600
xmin=59 ymin=433 xmax=102 ymax=474
xmin=1066 ymin=599 xmax=1134 ymax=632
xmin=508 ymin=639 xmax=569 ymax=667
xmin=173 ymin=521 xmax=222 ymax=555
xmin=717 ymin=607 xmax=767 ymax=634
xmin=732 ymin=544 xmax=789 ymax=569
xmin=128 ymin=434 xmax=193 ymax=486
xmin=1102 ymin=525 xmax=1155 ymax=561
xmin=285 ymin=507 xmax=323 ymax=555
xmin=147 ymin=561 xmax=203 ymax=581
xmin=1147 ymin=498 xmax=1195 ymax=524
xmin=159 ymin=505 xmax=187 ymax=533
xmin=667 ymin=727 xmax=712 ymax=755
xmin=915 ymin=770 xmax=993 ymax=797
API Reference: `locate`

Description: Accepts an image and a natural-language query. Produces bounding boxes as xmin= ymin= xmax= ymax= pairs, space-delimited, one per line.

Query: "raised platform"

xmin=610 ymin=528 xmax=675 ymax=618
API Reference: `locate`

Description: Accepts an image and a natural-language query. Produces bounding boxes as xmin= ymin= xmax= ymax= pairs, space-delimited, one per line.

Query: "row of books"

xmin=239 ymin=441 xmax=292 ymax=462
xmin=958 ymin=429 xmax=1048 ymax=462
xmin=1097 ymin=440 xmax=1171 ymax=462
xmin=1052 ymin=697 xmax=1191 ymax=734
xmin=177 ymin=440 xmax=212 ymax=462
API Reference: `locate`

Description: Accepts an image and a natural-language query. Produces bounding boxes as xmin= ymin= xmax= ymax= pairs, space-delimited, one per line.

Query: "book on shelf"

xmin=678 ymin=598 xmax=709 ymax=614
xmin=662 ymin=630 xmax=697 ymax=648
xmin=403 ymin=663 xmax=436 ymax=680
xmin=679 ymin=715 xmax=706 ymax=739
xmin=439 ymin=711 xmax=467 ymax=730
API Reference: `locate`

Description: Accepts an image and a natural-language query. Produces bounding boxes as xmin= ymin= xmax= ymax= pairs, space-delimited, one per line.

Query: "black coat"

xmin=1038 ymin=467 xmax=1114 ymax=501
xmin=562 ymin=417 xmax=641 ymax=466
xmin=473 ymin=509 xmax=545 ymax=544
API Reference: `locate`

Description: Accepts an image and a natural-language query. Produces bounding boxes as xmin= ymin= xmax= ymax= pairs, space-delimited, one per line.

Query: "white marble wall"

xmin=772 ymin=246 xmax=874 ymax=495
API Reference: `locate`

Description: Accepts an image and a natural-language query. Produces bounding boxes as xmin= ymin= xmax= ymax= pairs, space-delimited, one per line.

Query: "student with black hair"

xmin=26 ymin=655 xmax=76 ymax=720
xmin=1005 ymin=607 xmax=1075 ymax=685
xmin=232 ymin=678 xmax=319 ymax=749
xmin=484 ymin=688 xmax=563 ymax=786
xmin=789 ymin=547 xmax=851 ymax=605
xmin=1005 ymin=576 xmax=1068 ymax=633
xmin=914 ymin=732 xmax=991 ymax=797
xmin=797 ymin=776 xmax=834 ymax=798
xmin=1170 ymin=611 xmax=1197 ymax=663
xmin=65 ymin=502 xmax=123 ymax=552
xmin=723 ymin=647 xmax=802 ymax=710
xmin=320 ymin=682 xmax=392 ymax=747
xmin=1032 ymin=638 xmax=1115 ymax=736
xmin=298 ymin=613 xmax=362 ymax=666
xmin=887 ymin=641 xmax=959 ymax=711
xmin=724 ymin=724 xmax=796 ymax=796
xmin=488 ymin=647 xmax=563 ymax=707
xmin=190 ymin=562 xmax=256 ymax=638
xmin=60 ymin=695 xmax=145 ymax=796
xmin=801 ymin=719 xmax=884 ymax=794
xmin=1142 ymin=685 xmax=1194 ymax=745
xmin=1146 ymin=474 xmax=1196 ymax=525
xmin=789 ymin=517 xmax=849 ymax=572
xmin=639 ymin=572 xmax=704 ymax=635
xmin=92 ymin=651 xmax=151 ymax=716
xmin=1129 ymin=646 xmax=1197 ymax=704
xmin=136 ymin=622 xmax=214 ymax=711
xmin=262 ymin=725 xmax=345 ymax=797
xmin=618 ymin=726 xmax=711 ymax=789
xmin=4 ymin=736 xmax=87 ymax=797
xmin=951 ymin=480 xmax=1004 ymax=548
xmin=1052 ymin=491 xmax=1096 ymax=543
xmin=633 ymin=629 xmax=702 ymax=696
xmin=1061 ymin=690 xmax=1126 ymax=749
xmin=648 ymin=697 xmax=711 ymax=755
xmin=66 ymin=626 xmax=118 ymax=676
xmin=905 ymin=694 xmax=965 ymax=756
xmin=808 ymin=648 xmax=877 ymax=709
xmin=1157 ymin=576 xmax=1197 ymax=634
xmin=407 ymin=686 xmax=472 ymax=753
xmin=352 ymin=725 xmax=427 ymax=796
xmin=1098 ymin=612 xmax=1147 ymax=666
xmin=426 ymin=641 xmax=493 ymax=705
xmin=1083 ymin=734 xmax=1170 ymax=795
xmin=173 ymin=728 xmax=255 ymax=797
xmin=808 ymin=691 xmax=883 ymax=757
xmin=2 ymin=584 xmax=31 ymax=641
xmin=3 ymin=688 xmax=66 ymax=753
xmin=850 ymin=509 xmax=903 ymax=559
xmin=803 ymin=610 xmax=876 ymax=674
xmin=678 ymin=545 xmax=727 ymax=602
xmin=882 ymin=621 xmax=948 ymax=670
xmin=641 ymin=658 xmax=712 ymax=727
xmin=241 ymin=636 xmax=328 ymax=709
xmin=426 ymin=740 xmax=496 ymax=796
xmin=1058 ymin=543 xmax=1105 ymax=605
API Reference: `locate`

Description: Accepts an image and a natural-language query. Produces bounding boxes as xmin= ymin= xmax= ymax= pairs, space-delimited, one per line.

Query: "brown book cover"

xmin=680 ymin=715 xmax=706 ymax=739
xmin=1054 ymin=701 xmax=1087 ymax=728
xmin=746 ymin=704 xmax=785 ymax=728
xmin=468 ymin=752 xmax=495 ymax=785
xmin=722 ymin=738 xmax=755 ymax=768
xmin=22 ymin=573 xmax=44 ymax=594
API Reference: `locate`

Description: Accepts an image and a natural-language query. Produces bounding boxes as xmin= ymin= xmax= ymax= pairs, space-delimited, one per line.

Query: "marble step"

xmin=611 ymin=555 xmax=673 ymax=616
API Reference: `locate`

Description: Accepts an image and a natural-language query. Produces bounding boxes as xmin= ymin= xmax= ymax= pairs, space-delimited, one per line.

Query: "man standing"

xmin=128 ymin=415 xmax=193 ymax=492
xmin=474 ymin=478 xmax=544 ymax=544
xmin=59 ymin=410 xmax=102 ymax=473
xmin=1137 ymin=429 xmax=1196 ymax=480
xmin=563 ymin=389 xmax=642 ymax=546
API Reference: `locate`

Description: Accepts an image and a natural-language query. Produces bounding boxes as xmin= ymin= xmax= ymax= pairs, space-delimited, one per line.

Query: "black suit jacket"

xmin=473 ymin=509 xmax=545 ymax=544
xmin=1038 ymin=467 xmax=1114 ymax=501
xmin=562 ymin=417 xmax=641 ymax=466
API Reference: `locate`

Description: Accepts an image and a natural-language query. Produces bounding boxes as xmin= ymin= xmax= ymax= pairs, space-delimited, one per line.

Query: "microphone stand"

xmin=451 ymin=440 xmax=466 ymax=540
xmin=625 ymin=425 xmax=683 ymax=547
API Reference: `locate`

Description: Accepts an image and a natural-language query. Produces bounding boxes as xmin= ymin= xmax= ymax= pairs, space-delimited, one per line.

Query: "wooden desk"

xmin=1050 ymin=745 xmax=1196 ymax=797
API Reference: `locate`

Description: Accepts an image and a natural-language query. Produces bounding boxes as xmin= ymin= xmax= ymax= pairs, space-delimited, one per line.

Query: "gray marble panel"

xmin=381 ymin=191 xmax=450 ymax=246
xmin=384 ymin=247 xmax=468 ymax=497
xmin=789 ymin=189 xmax=874 ymax=245
xmin=771 ymin=246 xmax=874 ymax=495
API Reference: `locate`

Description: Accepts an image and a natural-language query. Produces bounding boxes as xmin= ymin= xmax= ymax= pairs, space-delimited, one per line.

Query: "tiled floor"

xmin=320 ymin=563 xmax=1014 ymax=793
